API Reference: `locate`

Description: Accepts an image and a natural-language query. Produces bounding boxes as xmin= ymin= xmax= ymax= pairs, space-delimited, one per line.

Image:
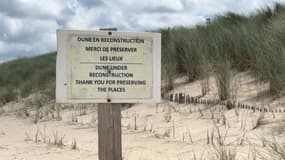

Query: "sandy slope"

xmin=0 ymin=71 xmax=285 ymax=160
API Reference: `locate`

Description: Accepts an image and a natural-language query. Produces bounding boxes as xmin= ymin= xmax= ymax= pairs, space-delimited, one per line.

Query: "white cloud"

xmin=133 ymin=13 xmax=204 ymax=30
xmin=0 ymin=41 xmax=4 ymax=50
xmin=65 ymin=3 xmax=131 ymax=30
xmin=0 ymin=17 xmax=59 ymax=43
xmin=0 ymin=15 xmax=23 ymax=37
xmin=0 ymin=0 xmax=67 ymax=19
xmin=113 ymin=0 xmax=184 ymax=12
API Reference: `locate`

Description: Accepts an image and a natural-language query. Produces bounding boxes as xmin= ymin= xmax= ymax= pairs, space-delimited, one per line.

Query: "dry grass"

xmin=71 ymin=138 xmax=78 ymax=150
xmin=201 ymin=78 xmax=210 ymax=96
xmin=24 ymin=132 xmax=33 ymax=141
xmin=251 ymin=113 xmax=264 ymax=130
xmin=52 ymin=130 xmax=65 ymax=147
xmin=164 ymin=106 xmax=172 ymax=123
xmin=163 ymin=129 xmax=170 ymax=138
xmin=172 ymin=120 xmax=176 ymax=139
xmin=259 ymin=138 xmax=285 ymax=160
xmin=212 ymin=146 xmax=237 ymax=160
xmin=24 ymin=126 xmax=75 ymax=149
xmin=134 ymin=113 xmax=138 ymax=130
xmin=187 ymin=128 xmax=193 ymax=144
xmin=211 ymin=121 xmax=229 ymax=146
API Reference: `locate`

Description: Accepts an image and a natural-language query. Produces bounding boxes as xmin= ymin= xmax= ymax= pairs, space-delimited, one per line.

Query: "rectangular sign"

xmin=56 ymin=30 xmax=161 ymax=103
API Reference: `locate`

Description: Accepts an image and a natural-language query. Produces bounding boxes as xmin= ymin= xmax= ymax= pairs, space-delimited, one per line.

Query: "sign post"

xmin=56 ymin=29 xmax=161 ymax=160
xmin=98 ymin=103 xmax=122 ymax=160
xmin=97 ymin=28 xmax=122 ymax=160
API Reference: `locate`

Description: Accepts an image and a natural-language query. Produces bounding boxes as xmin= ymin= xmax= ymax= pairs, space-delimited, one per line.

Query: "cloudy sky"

xmin=0 ymin=0 xmax=284 ymax=63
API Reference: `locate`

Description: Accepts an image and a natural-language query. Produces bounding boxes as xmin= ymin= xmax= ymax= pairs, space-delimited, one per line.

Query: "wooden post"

xmin=97 ymin=28 xmax=122 ymax=160
xmin=98 ymin=103 xmax=122 ymax=160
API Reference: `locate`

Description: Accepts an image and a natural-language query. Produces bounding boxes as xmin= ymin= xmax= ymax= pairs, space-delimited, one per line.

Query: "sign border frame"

xmin=56 ymin=29 xmax=161 ymax=103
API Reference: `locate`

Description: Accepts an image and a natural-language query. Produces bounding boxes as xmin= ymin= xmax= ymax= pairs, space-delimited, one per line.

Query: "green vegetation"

xmin=161 ymin=3 xmax=285 ymax=99
xmin=0 ymin=52 xmax=56 ymax=104
xmin=161 ymin=28 xmax=177 ymax=91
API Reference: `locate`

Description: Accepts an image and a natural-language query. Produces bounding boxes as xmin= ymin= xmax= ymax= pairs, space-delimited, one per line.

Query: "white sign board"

xmin=56 ymin=30 xmax=161 ymax=103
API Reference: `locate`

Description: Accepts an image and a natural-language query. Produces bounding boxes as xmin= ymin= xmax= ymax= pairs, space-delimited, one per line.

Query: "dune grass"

xmin=0 ymin=52 xmax=56 ymax=104
xmin=161 ymin=28 xmax=177 ymax=92
xmin=160 ymin=3 xmax=285 ymax=99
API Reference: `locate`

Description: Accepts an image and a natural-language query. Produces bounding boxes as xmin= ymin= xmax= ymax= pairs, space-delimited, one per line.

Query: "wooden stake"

xmin=98 ymin=103 xmax=122 ymax=160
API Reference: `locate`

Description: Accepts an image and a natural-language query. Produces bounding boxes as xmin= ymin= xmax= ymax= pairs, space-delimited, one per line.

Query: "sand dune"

xmin=0 ymin=71 xmax=285 ymax=160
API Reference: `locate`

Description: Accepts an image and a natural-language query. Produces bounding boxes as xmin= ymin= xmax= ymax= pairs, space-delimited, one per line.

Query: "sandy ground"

xmin=0 ymin=71 xmax=285 ymax=160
